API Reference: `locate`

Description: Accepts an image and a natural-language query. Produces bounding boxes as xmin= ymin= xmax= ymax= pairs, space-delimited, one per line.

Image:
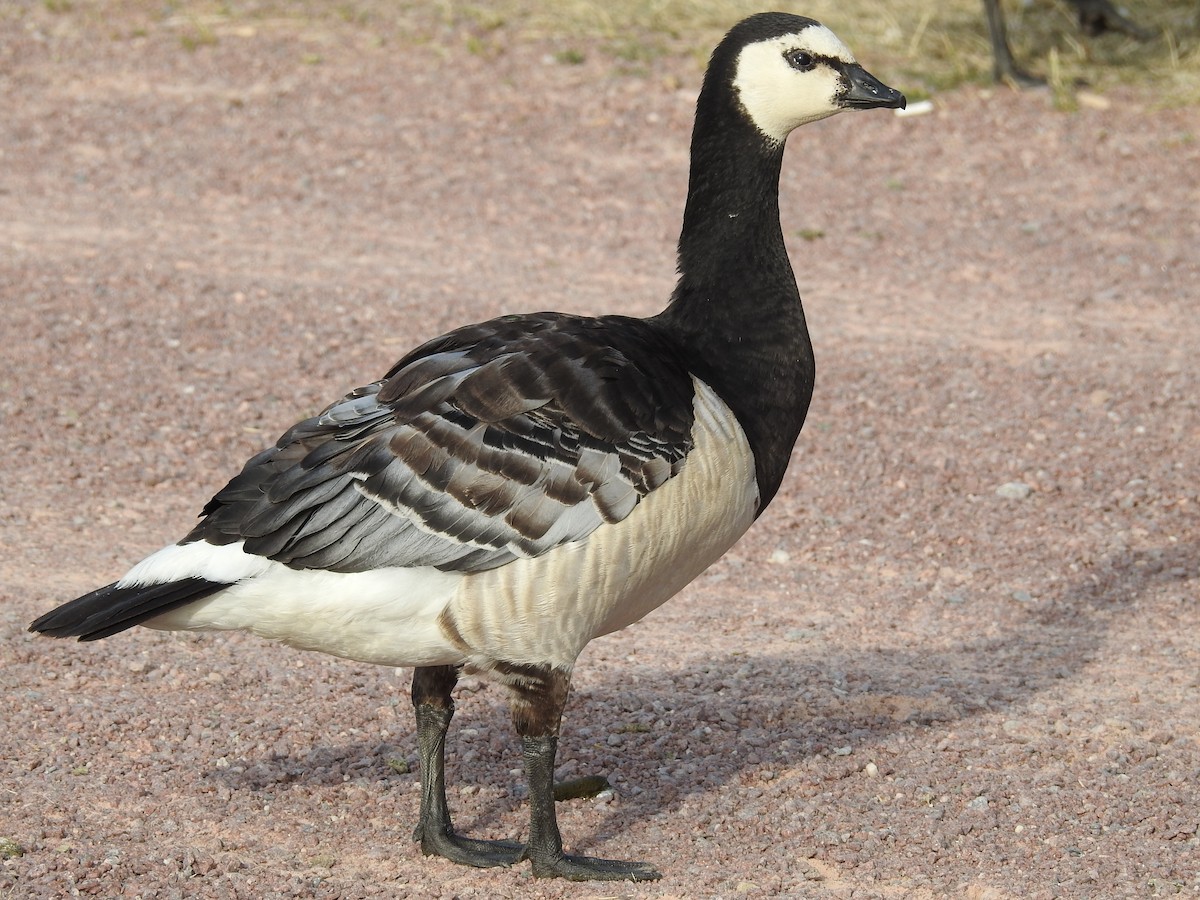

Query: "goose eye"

xmin=786 ymin=50 xmax=816 ymax=71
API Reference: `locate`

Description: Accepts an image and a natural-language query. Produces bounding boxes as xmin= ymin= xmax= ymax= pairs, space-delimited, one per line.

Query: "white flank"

xmin=733 ymin=25 xmax=855 ymax=142
xmin=134 ymin=541 xmax=465 ymax=668
xmin=445 ymin=377 xmax=760 ymax=670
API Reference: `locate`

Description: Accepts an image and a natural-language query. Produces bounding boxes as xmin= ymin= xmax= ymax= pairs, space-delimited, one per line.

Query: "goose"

xmin=30 ymin=12 xmax=904 ymax=882
xmin=983 ymin=0 xmax=1153 ymax=86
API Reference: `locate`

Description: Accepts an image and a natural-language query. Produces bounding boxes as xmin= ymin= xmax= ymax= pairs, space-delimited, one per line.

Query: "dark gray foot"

xmin=411 ymin=666 xmax=652 ymax=878
xmin=552 ymin=774 xmax=612 ymax=801
xmin=414 ymin=823 xmax=524 ymax=868
xmin=527 ymin=850 xmax=662 ymax=882
xmin=998 ymin=66 xmax=1046 ymax=89
xmin=518 ymin=726 xmax=663 ymax=882
xmin=411 ymin=667 xmax=525 ymax=869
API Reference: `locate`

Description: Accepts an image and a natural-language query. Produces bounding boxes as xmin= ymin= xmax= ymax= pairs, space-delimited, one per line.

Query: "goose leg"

xmin=410 ymin=665 xmax=524 ymax=867
xmin=982 ymin=0 xmax=1043 ymax=86
xmin=506 ymin=665 xmax=661 ymax=882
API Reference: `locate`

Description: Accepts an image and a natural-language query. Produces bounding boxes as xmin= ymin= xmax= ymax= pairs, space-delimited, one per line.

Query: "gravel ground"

xmin=2 ymin=10 xmax=1198 ymax=900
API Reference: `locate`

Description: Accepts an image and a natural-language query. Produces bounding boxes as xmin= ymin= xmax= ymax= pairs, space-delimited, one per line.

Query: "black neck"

xmin=677 ymin=115 xmax=786 ymax=290
xmin=653 ymin=79 xmax=815 ymax=513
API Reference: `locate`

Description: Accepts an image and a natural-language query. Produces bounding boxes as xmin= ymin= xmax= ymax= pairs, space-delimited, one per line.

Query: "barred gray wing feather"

xmin=185 ymin=313 xmax=696 ymax=574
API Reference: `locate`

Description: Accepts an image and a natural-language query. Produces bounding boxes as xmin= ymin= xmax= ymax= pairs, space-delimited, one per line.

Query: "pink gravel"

xmin=2 ymin=8 xmax=1198 ymax=899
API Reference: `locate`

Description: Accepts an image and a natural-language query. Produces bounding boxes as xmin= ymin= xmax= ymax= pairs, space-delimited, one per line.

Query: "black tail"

xmin=29 ymin=577 xmax=228 ymax=642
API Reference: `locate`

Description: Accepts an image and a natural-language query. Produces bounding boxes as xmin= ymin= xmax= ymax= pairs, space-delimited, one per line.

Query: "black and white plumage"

xmin=31 ymin=14 xmax=904 ymax=882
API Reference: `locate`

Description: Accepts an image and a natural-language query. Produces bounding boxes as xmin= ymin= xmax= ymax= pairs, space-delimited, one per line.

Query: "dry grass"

xmin=11 ymin=0 xmax=1200 ymax=104
xmin=453 ymin=0 xmax=1200 ymax=103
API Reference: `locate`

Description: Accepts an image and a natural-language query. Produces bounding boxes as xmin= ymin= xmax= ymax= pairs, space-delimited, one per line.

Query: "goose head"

xmin=724 ymin=13 xmax=905 ymax=143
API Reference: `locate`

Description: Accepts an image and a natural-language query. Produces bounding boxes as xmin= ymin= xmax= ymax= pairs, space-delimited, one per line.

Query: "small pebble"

xmin=996 ymin=482 xmax=1033 ymax=500
xmin=1002 ymin=719 xmax=1039 ymax=743
xmin=784 ymin=628 xmax=817 ymax=641
xmin=1077 ymin=91 xmax=1111 ymax=110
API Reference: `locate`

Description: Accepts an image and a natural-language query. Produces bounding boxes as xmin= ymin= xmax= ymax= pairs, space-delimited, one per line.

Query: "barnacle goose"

xmin=983 ymin=0 xmax=1153 ymax=86
xmin=30 ymin=13 xmax=904 ymax=882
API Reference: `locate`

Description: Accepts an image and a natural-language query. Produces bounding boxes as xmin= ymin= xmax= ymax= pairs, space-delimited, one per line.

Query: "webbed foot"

xmin=413 ymin=823 xmax=524 ymax=868
xmin=526 ymin=849 xmax=662 ymax=882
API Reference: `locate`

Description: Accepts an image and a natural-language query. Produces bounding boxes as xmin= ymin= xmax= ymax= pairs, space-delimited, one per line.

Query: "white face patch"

xmin=732 ymin=25 xmax=858 ymax=143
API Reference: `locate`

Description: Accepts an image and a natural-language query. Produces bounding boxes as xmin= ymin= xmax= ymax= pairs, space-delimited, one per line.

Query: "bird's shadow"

xmin=207 ymin=541 xmax=1196 ymax=850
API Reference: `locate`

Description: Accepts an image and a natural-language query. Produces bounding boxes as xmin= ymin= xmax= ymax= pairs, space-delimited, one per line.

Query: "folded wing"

xmin=186 ymin=312 xmax=698 ymax=574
